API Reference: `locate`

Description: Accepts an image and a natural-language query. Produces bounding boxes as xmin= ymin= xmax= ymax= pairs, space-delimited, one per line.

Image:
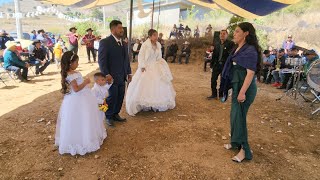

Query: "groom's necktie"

xmin=117 ymin=41 xmax=122 ymax=46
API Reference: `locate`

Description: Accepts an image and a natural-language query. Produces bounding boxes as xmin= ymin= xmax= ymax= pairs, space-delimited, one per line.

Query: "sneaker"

xmin=272 ymin=82 xmax=280 ymax=87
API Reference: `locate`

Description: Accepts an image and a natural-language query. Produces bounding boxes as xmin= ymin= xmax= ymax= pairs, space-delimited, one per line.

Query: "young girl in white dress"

xmin=55 ymin=51 xmax=107 ymax=156
xmin=126 ymin=29 xmax=176 ymax=116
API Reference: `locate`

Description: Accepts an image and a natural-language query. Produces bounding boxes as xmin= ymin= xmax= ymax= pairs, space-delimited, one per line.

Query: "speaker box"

xmin=213 ymin=31 xmax=220 ymax=45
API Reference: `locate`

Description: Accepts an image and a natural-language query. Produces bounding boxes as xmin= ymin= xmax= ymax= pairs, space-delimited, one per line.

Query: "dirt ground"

xmin=0 ymin=48 xmax=319 ymax=180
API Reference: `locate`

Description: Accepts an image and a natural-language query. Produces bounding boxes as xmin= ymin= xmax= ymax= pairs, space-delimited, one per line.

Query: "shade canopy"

xmin=40 ymin=0 xmax=301 ymax=19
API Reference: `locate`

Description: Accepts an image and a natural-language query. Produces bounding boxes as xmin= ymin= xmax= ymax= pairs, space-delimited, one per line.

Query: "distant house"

xmin=127 ymin=0 xmax=210 ymax=28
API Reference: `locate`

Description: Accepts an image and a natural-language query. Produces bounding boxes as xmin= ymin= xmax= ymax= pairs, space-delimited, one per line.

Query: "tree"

xmin=90 ymin=8 xmax=103 ymax=21
xmin=227 ymin=15 xmax=245 ymax=39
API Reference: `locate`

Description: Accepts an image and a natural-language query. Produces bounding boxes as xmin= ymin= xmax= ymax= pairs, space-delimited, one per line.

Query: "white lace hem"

xmin=128 ymin=100 xmax=176 ymax=116
xmin=55 ymin=133 xmax=107 ymax=156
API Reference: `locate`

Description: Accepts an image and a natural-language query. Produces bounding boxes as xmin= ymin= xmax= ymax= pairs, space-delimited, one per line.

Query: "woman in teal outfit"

xmin=222 ymin=22 xmax=262 ymax=163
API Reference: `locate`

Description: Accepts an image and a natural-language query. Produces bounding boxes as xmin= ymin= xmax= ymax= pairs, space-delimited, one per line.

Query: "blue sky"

xmin=0 ymin=0 xmax=13 ymax=6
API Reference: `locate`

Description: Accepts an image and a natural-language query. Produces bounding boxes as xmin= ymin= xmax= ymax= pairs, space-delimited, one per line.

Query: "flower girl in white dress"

xmin=126 ymin=29 xmax=176 ymax=116
xmin=55 ymin=51 xmax=107 ymax=156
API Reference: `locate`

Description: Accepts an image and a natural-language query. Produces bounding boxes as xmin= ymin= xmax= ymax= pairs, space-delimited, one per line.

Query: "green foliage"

xmin=227 ymin=16 xmax=245 ymax=39
xmin=131 ymin=23 xmax=150 ymax=39
xmin=90 ymin=8 xmax=103 ymax=21
xmin=72 ymin=21 xmax=102 ymax=36
xmin=256 ymin=29 xmax=268 ymax=50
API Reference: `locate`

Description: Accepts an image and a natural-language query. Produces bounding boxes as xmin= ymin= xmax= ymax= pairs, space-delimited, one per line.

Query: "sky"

xmin=0 ymin=0 xmax=13 ymax=6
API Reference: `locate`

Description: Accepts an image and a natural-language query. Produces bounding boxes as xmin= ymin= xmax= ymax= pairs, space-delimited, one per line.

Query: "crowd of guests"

xmin=168 ymin=24 xmax=213 ymax=39
xmin=201 ymin=33 xmax=319 ymax=97
xmin=260 ymin=35 xmax=319 ymax=91
xmin=130 ymin=37 xmax=192 ymax=65
xmin=0 ymin=27 xmax=102 ymax=83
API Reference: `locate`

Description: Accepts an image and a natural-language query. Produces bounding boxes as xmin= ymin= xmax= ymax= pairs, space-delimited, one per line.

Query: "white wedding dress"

xmin=55 ymin=72 xmax=107 ymax=156
xmin=126 ymin=39 xmax=176 ymax=116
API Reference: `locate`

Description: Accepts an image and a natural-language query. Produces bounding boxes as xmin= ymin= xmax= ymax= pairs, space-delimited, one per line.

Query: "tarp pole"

xmin=157 ymin=0 xmax=160 ymax=31
xmin=14 ymin=0 xmax=22 ymax=39
xmin=151 ymin=0 xmax=155 ymax=29
xmin=103 ymin=6 xmax=106 ymax=29
xmin=128 ymin=0 xmax=133 ymax=60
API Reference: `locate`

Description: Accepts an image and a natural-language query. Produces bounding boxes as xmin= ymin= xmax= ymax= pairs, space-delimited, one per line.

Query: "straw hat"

xmin=5 ymin=41 xmax=17 ymax=50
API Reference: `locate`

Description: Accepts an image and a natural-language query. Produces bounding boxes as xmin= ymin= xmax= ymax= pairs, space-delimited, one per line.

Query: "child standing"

xmin=55 ymin=51 xmax=107 ymax=156
xmin=53 ymin=43 xmax=63 ymax=69
xmin=91 ymin=72 xmax=112 ymax=122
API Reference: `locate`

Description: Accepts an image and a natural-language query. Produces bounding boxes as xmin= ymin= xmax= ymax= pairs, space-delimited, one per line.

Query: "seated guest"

xmin=184 ymin=25 xmax=191 ymax=38
xmin=29 ymin=40 xmax=50 ymax=75
xmin=165 ymin=40 xmax=178 ymax=63
xmin=271 ymin=48 xmax=286 ymax=87
xmin=169 ymin=24 xmax=177 ymax=39
xmin=262 ymin=50 xmax=276 ymax=84
xmin=132 ymin=39 xmax=141 ymax=62
xmin=177 ymin=24 xmax=185 ymax=39
xmin=3 ymin=41 xmax=30 ymax=82
xmin=204 ymin=45 xmax=214 ymax=72
xmin=278 ymin=46 xmax=301 ymax=90
xmin=303 ymin=49 xmax=319 ymax=74
xmin=178 ymin=41 xmax=191 ymax=64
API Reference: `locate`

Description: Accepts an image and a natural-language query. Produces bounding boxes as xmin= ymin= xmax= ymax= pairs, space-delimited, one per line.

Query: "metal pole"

xmin=14 ymin=0 xmax=22 ymax=39
xmin=128 ymin=0 xmax=133 ymax=60
xmin=103 ymin=6 xmax=106 ymax=29
xmin=157 ymin=0 xmax=160 ymax=31
xmin=151 ymin=0 xmax=155 ymax=29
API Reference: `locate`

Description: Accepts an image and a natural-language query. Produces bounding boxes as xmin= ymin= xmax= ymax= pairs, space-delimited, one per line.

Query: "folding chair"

xmin=0 ymin=63 xmax=17 ymax=85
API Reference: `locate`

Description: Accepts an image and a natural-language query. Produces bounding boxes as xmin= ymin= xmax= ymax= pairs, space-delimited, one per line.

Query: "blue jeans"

xmin=29 ymin=58 xmax=50 ymax=74
xmin=6 ymin=65 xmax=28 ymax=80
xmin=178 ymin=53 xmax=190 ymax=64
xmin=272 ymin=70 xmax=282 ymax=83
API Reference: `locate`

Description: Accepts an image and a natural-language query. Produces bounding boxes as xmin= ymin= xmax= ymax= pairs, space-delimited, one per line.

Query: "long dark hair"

xmin=60 ymin=51 xmax=79 ymax=94
xmin=237 ymin=22 xmax=262 ymax=74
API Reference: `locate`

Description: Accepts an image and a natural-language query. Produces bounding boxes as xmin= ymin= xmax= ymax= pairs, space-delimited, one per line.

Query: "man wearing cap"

xmin=82 ymin=28 xmax=96 ymax=63
xmin=178 ymin=41 xmax=191 ymax=64
xmin=165 ymin=40 xmax=178 ymax=63
xmin=0 ymin=30 xmax=14 ymax=50
xmin=282 ymin=35 xmax=295 ymax=54
xmin=66 ymin=27 xmax=79 ymax=54
xmin=30 ymin=40 xmax=50 ymax=75
xmin=208 ymin=29 xmax=234 ymax=100
xmin=3 ymin=41 xmax=30 ymax=81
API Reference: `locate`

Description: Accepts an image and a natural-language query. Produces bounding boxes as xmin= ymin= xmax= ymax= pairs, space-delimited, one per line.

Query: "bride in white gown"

xmin=126 ymin=29 xmax=176 ymax=116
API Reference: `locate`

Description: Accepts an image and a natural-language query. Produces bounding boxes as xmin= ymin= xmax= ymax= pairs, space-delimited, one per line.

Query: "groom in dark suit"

xmin=98 ymin=20 xmax=132 ymax=127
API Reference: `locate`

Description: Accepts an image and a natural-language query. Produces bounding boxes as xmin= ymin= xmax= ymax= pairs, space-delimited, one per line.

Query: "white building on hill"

xmin=127 ymin=0 xmax=210 ymax=27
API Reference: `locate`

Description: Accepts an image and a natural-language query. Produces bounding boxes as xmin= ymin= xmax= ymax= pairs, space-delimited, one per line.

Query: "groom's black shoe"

xmin=207 ymin=95 xmax=217 ymax=100
xmin=106 ymin=119 xmax=115 ymax=127
xmin=113 ymin=114 xmax=127 ymax=122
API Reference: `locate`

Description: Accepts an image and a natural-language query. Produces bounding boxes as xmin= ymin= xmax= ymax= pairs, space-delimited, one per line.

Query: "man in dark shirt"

xmin=208 ymin=29 xmax=234 ymax=99
xmin=30 ymin=40 xmax=50 ymax=75
xmin=178 ymin=41 xmax=191 ymax=64
xmin=165 ymin=40 xmax=178 ymax=63
xmin=278 ymin=46 xmax=301 ymax=90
